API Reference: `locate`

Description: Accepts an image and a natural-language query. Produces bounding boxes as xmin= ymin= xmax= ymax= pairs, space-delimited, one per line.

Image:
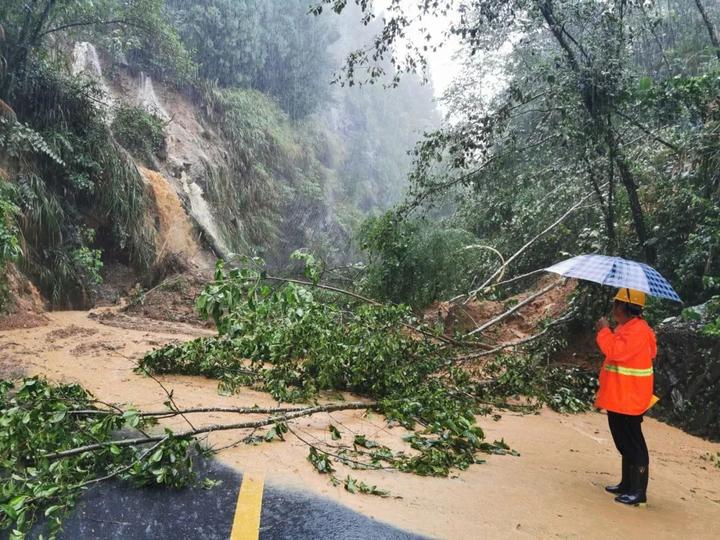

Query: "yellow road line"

xmin=230 ymin=470 xmax=265 ymax=540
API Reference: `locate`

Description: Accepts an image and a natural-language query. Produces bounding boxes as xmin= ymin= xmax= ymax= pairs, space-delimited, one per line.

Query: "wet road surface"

xmin=29 ymin=458 xmax=425 ymax=539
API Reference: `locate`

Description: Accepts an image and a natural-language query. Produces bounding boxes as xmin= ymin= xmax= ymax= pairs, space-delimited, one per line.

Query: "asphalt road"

xmin=25 ymin=458 xmax=425 ymax=540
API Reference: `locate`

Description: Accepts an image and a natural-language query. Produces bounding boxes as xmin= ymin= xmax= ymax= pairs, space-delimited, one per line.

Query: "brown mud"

xmin=0 ymin=266 xmax=48 ymax=331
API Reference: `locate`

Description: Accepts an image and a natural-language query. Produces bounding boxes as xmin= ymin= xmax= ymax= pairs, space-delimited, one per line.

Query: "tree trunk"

xmin=538 ymin=0 xmax=654 ymax=262
xmin=1 ymin=0 xmax=57 ymax=100
xmin=584 ymin=155 xmax=616 ymax=252
xmin=606 ymin=132 xmax=656 ymax=263
xmin=694 ymin=0 xmax=720 ymax=60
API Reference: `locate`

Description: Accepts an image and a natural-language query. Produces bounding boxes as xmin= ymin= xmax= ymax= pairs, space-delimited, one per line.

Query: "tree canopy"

xmin=321 ymin=0 xmax=720 ymax=308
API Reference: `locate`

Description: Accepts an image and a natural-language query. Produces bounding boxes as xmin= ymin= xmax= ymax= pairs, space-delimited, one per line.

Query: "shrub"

xmin=358 ymin=212 xmax=487 ymax=308
xmin=111 ymin=106 xmax=166 ymax=165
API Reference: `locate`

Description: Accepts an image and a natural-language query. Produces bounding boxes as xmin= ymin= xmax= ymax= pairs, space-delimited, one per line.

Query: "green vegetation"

xmin=0 ymin=378 xmax=198 ymax=538
xmin=482 ymin=355 xmax=599 ymax=414
xmin=111 ymin=107 xmax=166 ymax=165
xmin=1 ymin=1 xmax=675 ymax=536
xmin=359 ymin=213 xmax=489 ymax=308
xmin=324 ymin=0 xmax=720 ymax=317
xmin=142 ymin=257 xmax=452 ymax=406
xmin=200 ymin=87 xmax=320 ymax=255
xmin=1 ymin=64 xmax=157 ymax=306
xmin=0 ymin=0 xmax=438 ymax=307
xmin=0 ymin=181 xmax=21 ymax=270
xmin=0 ymin=1 xmax=194 ymax=97
xmin=700 ymin=297 xmax=720 ymax=338
xmin=169 ymin=0 xmax=335 ymax=119
xmin=0 ymin=179 xmax=21 ymax=308
xmin=139 ymin=257 xmax=496 ymax=475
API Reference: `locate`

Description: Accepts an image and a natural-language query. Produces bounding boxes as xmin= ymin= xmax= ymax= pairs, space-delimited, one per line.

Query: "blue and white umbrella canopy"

xmin=545 ymin=254 xmax=682 ymax=302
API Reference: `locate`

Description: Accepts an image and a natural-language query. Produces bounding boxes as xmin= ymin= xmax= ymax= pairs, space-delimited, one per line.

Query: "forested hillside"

xmin=0 ymin=0 xmax=437 ymax=309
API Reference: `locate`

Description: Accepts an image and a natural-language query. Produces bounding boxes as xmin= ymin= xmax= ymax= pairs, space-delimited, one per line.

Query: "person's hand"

xmin=596 ymin=317 xmax=610 ymax=332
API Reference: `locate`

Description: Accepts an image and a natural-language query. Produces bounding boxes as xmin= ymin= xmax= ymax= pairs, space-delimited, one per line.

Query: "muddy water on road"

xmin=2 ymin=310 xmax=719 ymax=539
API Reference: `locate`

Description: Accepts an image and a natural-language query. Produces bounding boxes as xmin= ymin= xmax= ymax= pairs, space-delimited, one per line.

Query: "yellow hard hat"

xmin=614 ymin=288 xmax=646 ymax=307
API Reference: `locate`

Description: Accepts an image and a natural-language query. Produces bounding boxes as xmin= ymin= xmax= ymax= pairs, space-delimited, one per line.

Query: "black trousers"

xmin=607 ymin=411 xmax=649 ymax=466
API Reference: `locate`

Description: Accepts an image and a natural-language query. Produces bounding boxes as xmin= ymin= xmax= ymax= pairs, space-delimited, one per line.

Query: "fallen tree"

xmin=1 ymin=254 xmax=598 ymax=538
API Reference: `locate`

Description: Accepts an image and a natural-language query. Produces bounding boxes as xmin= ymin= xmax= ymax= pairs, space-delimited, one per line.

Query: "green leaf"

xmin=49 ymin=409 xmax=67 ymax=423
xmin=638 ymin=76 xmax=653 ymax=91
xmin=344 ymin=475 xmax=357 ymax=494
xmin=9 ymin=496 xmax=29 ymax=511
xmin=44 ymin=505 xmax=63 ymax=517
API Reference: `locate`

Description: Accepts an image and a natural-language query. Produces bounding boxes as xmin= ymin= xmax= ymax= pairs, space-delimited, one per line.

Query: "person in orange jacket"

xmin=595 ymin=288 xmax=657 ymax=506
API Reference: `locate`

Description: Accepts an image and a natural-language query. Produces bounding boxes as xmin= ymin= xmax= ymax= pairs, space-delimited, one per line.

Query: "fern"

xmin=0 ymin=117 xmax=65 ymax=166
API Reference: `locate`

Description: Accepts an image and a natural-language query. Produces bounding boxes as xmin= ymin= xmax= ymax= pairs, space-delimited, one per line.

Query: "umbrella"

xmin=545 ymin=254 xmax=682 ymax=302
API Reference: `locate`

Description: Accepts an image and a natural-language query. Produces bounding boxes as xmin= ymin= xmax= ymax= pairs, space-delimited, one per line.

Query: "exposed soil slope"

xmin=0 ymin=266 xmax=48 ymax=331
xmin=425 ymin=277 xmax=577 ymax=344
xmin=1 ymin=309 xmax=718 ymax=539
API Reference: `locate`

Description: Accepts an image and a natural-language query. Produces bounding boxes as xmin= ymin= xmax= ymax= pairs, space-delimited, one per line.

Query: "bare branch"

xmin=69 ymin=405 xmax=311 ymax=418
xmin=464 ymin=186 xmax=603 ymax=303
xmin=464 ymin=280 xmax=561 ymax=338
xmin=43 ymin=402 xmax=376 ymax=460
xmin=454 ymin=310 xmax=576 ymax=361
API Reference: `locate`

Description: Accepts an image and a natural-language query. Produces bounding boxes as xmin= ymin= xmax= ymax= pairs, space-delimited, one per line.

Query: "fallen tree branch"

xmin=71 ymin=437 xmax=169 ymax=491
xmin=286 ymin=425 xmax=391 ymax=471
xmin=263 ymin=275 xmax=465 ymax=347
xmin=462 ymin=186 xmax=604 ymax=304
xmin=44 ymin=402 xmax=376 ymax=460
xmin=464 ymin=280 xmax=561 ymax=337
xmin=454 ymin=310 xmax=576 ymax=361
xmin=25 ymin=437 xmax=171 ymax=507
xmin=69 ymin=405 xmax=310 ymax=418
xmin=140 ymin=366 xmax=197 ymax=431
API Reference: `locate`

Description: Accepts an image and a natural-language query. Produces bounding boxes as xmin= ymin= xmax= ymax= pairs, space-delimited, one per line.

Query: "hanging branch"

xmin=43 ymin=402 xmax=376 ymax=460
xmin=462 ymin=187 xmax=602 ymax=304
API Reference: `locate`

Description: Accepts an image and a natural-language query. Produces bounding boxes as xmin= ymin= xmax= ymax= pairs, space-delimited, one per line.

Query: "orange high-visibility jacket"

xmin=595 ymin=317 xmax=657 ymax=415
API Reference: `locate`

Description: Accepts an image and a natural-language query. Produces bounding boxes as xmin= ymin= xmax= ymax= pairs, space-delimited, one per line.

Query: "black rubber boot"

xmin=615 ymin=465 xmax=648 ymax=506
xmin=605 ymin=457 xmax=630 ymax=494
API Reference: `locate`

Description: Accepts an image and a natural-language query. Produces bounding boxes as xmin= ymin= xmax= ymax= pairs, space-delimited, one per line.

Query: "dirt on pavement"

xmin=1 ymin=309 xmax=719 ymax=539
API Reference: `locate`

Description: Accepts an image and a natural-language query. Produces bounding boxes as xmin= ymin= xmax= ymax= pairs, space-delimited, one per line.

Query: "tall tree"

xmin=0 ymin=0 xmax=189 ymax=100
xmin=315 ymin=0 xmax=674 ymax=262
xmin=694 ymin=0 xmax=720 ymax=60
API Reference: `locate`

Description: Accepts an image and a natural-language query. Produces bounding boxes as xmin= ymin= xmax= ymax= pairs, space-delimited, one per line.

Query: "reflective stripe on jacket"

xmin=594 ymin=317 xmax=657 ymax=415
